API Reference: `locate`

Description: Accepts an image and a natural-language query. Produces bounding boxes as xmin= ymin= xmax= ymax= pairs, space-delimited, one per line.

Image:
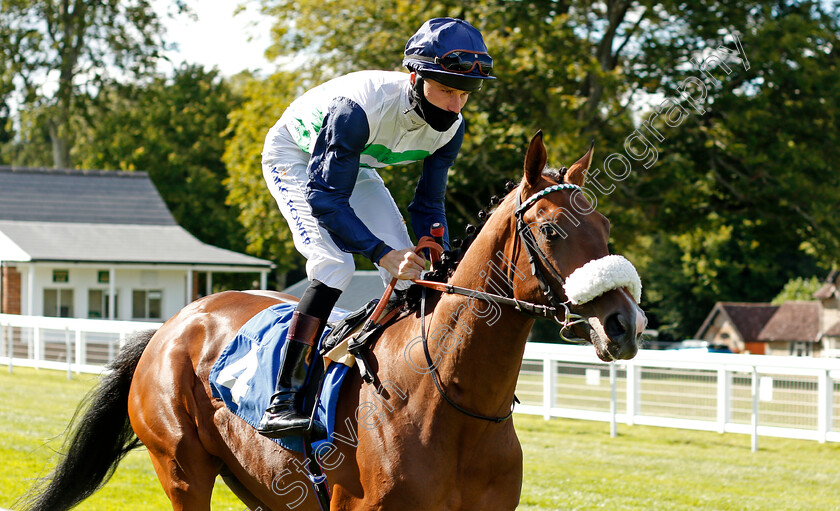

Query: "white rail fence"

xmin=3 ymin=314 xmax=839 ymax=448
xmin=517 ymin=343 xmax=840 ymax=449
xmin=0 ymin=313 xmax=161 ymax=376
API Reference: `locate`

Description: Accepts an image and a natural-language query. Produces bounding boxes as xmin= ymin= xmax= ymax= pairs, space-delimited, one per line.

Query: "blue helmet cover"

xmin=403 ymin=18 xmax=495 ymax=91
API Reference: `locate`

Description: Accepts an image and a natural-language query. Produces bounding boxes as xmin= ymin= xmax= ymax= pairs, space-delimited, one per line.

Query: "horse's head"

xmin=510 ymin=131 xmax=645 ymax=360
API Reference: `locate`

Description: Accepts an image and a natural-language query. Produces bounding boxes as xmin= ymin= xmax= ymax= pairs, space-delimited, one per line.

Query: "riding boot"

xmin=258 ymin=310 xmax=322 ymax=438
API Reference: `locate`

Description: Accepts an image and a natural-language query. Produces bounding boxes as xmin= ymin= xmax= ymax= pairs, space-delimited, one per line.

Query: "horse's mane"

xmin=400 ymin=167 xmax=566 ymax=312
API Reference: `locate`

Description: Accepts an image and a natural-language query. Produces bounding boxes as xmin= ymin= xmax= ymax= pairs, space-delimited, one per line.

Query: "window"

xmin=44 ymin=289 xmax=74 ymax=317
xmin=88 ymin=289 xmax=118 ymax=319
xmin=52 ymin=269 xmax=69 ymax=283
xmin=789 ymin=341 xmax=811 ymax=357
xmin=133 ymin=290 xmax=162 ymax=319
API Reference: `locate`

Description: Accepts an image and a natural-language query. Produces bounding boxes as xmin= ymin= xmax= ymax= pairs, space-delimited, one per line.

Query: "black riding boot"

xmin=258 ymin=310 xmax=322 ymax=438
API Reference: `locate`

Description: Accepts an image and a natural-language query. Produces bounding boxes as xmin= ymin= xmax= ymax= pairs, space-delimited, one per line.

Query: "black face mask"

xmin=408 ymin=76 xmax=459 ymax=132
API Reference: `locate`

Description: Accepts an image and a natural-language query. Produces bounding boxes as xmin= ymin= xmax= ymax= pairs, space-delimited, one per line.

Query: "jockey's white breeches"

xmin=262 ymin=124 xmax=413 ymax=292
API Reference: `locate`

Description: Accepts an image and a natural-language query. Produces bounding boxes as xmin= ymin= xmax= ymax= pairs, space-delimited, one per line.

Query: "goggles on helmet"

xmin=408 ymin=49 xmax=493 ymax=77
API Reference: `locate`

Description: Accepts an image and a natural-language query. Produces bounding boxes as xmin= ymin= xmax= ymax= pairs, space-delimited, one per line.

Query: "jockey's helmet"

xmin=403 ymin=18 xmax=495 ymax=92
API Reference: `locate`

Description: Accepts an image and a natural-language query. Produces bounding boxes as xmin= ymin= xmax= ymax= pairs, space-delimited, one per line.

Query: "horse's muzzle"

xmin=588 ymin=290 xmax=645 ymax=361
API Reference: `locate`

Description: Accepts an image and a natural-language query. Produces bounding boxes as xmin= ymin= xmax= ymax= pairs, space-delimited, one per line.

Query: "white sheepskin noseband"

xmin=562 ymin=255 xmax=642 ymax=305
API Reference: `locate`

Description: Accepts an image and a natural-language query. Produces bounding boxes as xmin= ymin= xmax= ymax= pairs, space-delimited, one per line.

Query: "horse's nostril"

xmin=604 ymin=313 xmax=627 ymax=340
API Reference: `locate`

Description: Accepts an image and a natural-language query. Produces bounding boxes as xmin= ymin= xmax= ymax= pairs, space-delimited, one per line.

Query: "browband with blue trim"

xmin=515 ymin=183 xmax=581 ymax=214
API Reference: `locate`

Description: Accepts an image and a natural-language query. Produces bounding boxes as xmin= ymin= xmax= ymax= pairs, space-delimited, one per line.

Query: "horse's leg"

xmin=220 ymin=467 xmax=270 ymax=510
xmin=144 ymin=425 xmax=222 ymax=510
xmin=129 ymin=327 xmax=223 ymax=510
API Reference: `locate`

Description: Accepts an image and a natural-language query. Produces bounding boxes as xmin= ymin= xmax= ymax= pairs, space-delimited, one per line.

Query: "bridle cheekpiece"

xmin=513 ymin=183 xmax=591 ymax=343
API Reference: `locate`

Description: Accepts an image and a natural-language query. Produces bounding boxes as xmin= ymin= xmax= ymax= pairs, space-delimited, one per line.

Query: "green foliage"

xmin=74 ymin=65 xmax=246 ymax=252
xmin=245 ymin=0 xmax=643 ymax=272
xmin=222 ymin=71 xmax=303 ymax=276
xmin=4 ymin=0 xmax=835 ymax=335
xmin=246 ymin=0 xmax=839 ymax=335
xmin=617 ymin=2 xmax=839 ymax=337
xmin=0 ymin=0 xmax=186 ymax=167
xmin=771 ymin=276 xmax=822 ymax=304
xmin=0 ymin=105 xmax=53 ymax=166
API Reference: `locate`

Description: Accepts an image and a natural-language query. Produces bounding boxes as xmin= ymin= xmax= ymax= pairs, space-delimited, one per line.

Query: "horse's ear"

xmin=565 ymin=139 xmax=595 ymax=187
xmin=524 ymin=130 xmax=547 ymax=186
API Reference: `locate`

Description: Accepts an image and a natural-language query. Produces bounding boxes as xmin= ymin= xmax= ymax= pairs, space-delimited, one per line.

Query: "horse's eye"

xmin=539 ymin=223 xmax=560 ymax=240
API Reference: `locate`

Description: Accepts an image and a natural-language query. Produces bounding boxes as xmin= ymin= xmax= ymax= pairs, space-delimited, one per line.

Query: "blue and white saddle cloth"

xmin=209 ymin=303 xmax=351 ymax=453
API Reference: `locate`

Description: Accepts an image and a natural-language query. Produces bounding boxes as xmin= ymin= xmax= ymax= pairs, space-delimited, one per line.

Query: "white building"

xmin=0 ymin=167 xmax=273 ymax=321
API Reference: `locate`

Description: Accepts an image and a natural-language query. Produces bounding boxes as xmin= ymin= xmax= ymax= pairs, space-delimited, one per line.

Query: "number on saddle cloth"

xmin=209 ymin=303 xmax=352 ymax=453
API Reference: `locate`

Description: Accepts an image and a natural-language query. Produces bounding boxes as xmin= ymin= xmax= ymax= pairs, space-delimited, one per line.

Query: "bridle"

xmin=398 ymin=182 xmax=596 ymax=423
xmin=406 ymin=184 xmax=592 ymax=342
xmin=512 ymin=183 xmax=590 ymax=343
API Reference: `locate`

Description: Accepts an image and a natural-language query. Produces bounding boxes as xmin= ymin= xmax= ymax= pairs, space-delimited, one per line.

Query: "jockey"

xmin=258 ymin=18 xmax=495 ymax=438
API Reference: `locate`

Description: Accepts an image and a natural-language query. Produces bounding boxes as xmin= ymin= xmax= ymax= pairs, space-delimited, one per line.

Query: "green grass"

xmin=514 ymin=414 xmax=840 ymax=510
xmin=2 ymin=367 xmax=840 ymax=510
xmin=0 ymin=367 xmax=242 ymax=510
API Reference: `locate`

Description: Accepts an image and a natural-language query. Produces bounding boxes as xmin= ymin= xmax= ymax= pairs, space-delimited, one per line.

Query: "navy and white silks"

xmin=262 ymin=71 xmax=462 ymax=291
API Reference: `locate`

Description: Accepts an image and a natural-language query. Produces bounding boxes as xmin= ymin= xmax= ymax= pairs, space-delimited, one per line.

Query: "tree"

xmin=246 ymin=0 xmax=646 ymax=265
xmin=772 ymin=276 xmax=822 ymax=304
xmin=0 ymin=0 xmax=186 ymax=168
xmin=0 ymin=105 xmax=52 ymax=166
xmin=222 ymin=71 xmax=304 ymax=284
xmin=74 ymin=64 xmax=246 ymax=252
xmin=234 ymin=0 xmax=840 ymax=337
xmin=615 ymin=1 xmax=839 ymax=337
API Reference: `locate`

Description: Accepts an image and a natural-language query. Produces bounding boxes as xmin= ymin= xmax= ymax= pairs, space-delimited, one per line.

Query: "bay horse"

xmin=22 ymin=132 xmax=645 ymax=511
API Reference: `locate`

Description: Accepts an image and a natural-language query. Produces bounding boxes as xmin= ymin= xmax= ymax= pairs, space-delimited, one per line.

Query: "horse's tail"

xmin=20 ymin=329 xmax=156 ymax=511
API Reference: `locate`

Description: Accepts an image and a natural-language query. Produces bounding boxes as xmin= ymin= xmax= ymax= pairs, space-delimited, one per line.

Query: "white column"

xmin=260 ymin=271 xmax=268 ymax=290
xmin=610 ymin=362 xmax=617 ymax=438
xmin=206 ymin=272 xmax=213 ymax=296
xmin=33 ymin=324 xmax=41 ymax=369
xmin=185 ymin=269 xmax=193 ymax=305
xmin=717 ymin=367 xmax=732 ymax=434
xmin=27 ymin=264 xmax=35 ymax=316
xmin=626 ymin=363 xmax=640 ymax=425
xmin=751 ymin=367 xmax=760 ymax=452
xmin=108 ymin=267 xmax=116 ymax=320
xmin=75 ymin=328 xmax=83 ymax=372
xmin=542 ymin=358 xmax=556 ymax=420
xmin=818 ymin=370 xmax=832 ymax=444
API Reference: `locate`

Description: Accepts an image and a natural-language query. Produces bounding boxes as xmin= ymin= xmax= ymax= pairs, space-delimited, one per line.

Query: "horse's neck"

xmin=446 ymin=198 xmax=538 ymax=321
xmin=423 ymin=203 xmax=535 ymax=416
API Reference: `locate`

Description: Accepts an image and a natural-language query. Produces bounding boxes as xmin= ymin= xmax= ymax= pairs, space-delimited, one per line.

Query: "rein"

xmin=405 ymin=183 xmax=591 ymax=330
xmin=419 ymin=286 xmax=516 ymax=423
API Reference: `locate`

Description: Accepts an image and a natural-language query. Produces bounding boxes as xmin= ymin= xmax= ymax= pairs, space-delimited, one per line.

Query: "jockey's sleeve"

xmin=305 ymin=97 xmax=393 ymax=263
xmin=407 ymin=120 xmax=464 ymax=250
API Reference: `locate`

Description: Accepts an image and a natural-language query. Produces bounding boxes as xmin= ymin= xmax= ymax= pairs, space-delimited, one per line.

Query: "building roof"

xmin=0 ymin=167 xmax=271 ymax=269
xmin=695 ymin=302 xmax=779 ymax=343
xmin=0 ymin=167 xmax=176 ymax=225
xmin=283 ymin=271 xmax=386 ymax=311
xmin=757 ymin=301 xmax=821 ymax=343
xmin=813 ymin=270 xmax=839 ymax=300
xmin=824 ymin=321 xmax=840 ymax=337
xmin=0 ymin=220 xmax=268 ymax=267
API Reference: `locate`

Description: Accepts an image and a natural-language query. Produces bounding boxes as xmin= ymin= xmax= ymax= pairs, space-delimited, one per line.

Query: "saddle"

xmin=320 ymin=298 xmax=380 ymax=358
xmin=320 ymin=296 xmax=402 ymax=384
